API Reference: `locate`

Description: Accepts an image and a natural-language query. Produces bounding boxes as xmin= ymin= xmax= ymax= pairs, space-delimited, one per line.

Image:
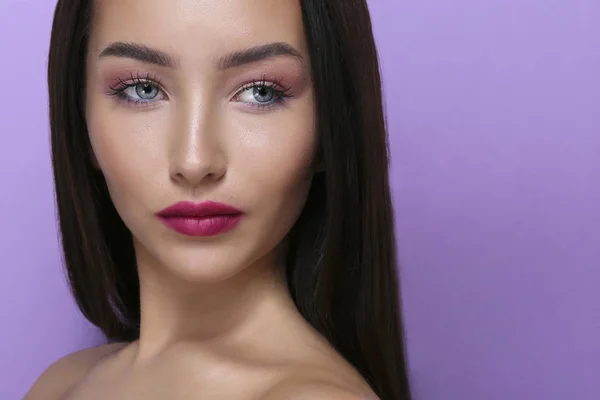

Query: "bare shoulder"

xmin=259 ymin=339 xmax=380 ymax=400
xmin=24 ymin=342 xmax=128 ymax=400
xmin=262 ymin=379 xmax=379 ymax=400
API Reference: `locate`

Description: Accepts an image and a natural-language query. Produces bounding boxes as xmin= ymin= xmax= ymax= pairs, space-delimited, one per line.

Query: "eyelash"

xmin=233 ymin=75 xmax=293 ymax=109
xmin=107 ymin=72 xmax=163 ymax=106
xmin=106 ymin=72 xmax=293 ymax=110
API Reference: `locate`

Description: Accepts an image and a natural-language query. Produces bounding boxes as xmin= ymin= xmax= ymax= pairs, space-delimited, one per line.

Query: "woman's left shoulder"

xmin=261 ymin=378 xmax=379 ymax=400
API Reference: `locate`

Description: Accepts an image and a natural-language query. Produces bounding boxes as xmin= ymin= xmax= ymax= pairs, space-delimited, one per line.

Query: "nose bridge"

xmin=170 ymin=95 xmax=225 ymax=185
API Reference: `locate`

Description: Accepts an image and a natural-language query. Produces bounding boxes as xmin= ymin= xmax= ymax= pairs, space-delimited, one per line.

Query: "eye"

xmin=237 ymin=85 xmax=276 ymax=104
xmin=117 ymin=82 xmax=165 ymax=103
xmin=108 ymin=73 xmax=167 ymax=105
xmin=233 ymin=79 xmax=292 ymax=109
xmin=128 ymin=82 xmax=161 ymax=100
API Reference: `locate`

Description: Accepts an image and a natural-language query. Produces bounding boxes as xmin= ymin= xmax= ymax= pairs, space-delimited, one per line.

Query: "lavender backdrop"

xmin=1 ymin=0 xmax=598 ymax=399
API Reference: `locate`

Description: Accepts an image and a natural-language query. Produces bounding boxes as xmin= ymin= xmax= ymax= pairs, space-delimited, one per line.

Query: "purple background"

xmin=1 ymin=0 xmax=599 ymax=399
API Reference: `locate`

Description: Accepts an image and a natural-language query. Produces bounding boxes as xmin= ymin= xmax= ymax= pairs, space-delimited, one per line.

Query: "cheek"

xmin=235 ymin=122 xmax=317 ymax=213
xmin=86 ymin=104 xmax=167 ymax=204
xmin=264 ymin=137 xmax=315 ymax=195
xmin=228 ymin=96 xmax=317 ymax=211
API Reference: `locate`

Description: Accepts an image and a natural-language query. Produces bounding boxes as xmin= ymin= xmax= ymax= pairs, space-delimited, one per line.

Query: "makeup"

xmin=156 ymin=201 xmax=243 ymax=237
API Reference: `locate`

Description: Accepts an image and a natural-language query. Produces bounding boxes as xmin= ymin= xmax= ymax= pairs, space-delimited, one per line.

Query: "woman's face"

xmin=85 ymin=0 xmax=316 ymax=282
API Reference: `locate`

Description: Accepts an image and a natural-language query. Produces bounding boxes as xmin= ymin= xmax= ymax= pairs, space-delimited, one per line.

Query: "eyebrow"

xmin=98 ymin=41 xmax=303 ymax=70
xmin=217 ymin=42 xmax=303 ymax=70
xmin=99 ymin=42 xmax=176 ymax=68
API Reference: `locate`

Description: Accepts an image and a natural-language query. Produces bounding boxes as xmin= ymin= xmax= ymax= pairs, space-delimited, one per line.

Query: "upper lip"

xmin=157 ymin=201 xmax=243 ymax=218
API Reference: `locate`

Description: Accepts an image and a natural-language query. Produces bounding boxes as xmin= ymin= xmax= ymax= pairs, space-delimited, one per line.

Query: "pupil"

xmin=254 ymin=86 xmax=273 ymax=102
xmin=136 ymin=83 xmax=156 ymax=99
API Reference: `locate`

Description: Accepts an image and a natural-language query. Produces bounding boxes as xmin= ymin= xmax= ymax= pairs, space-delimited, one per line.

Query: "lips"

xmin=156 ymin=201 xmax=243 ymax=237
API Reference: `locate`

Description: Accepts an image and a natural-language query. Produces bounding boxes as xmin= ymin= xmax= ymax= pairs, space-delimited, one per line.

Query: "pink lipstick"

xmin=156 ymin=201 xmax=243 ymax=237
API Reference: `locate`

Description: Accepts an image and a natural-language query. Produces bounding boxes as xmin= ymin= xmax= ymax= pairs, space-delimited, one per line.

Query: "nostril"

xmin=170 ymin=163 xmax=227 ymax=186
xmin=172 ymin=172 xmax=187 ymax=183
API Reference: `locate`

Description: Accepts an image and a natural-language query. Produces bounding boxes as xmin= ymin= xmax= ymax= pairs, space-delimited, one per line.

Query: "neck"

xmin=129 ymin=239 xmax=300 ymax=364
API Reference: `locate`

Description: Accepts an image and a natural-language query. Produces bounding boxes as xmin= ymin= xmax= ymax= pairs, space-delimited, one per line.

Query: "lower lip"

xmin=158 ymin=214 xmax=242 ymax=237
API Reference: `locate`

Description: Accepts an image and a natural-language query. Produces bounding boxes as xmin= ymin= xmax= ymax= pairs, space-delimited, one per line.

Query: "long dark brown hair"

xmin=48 ymin=1 xmax=412 ymax=398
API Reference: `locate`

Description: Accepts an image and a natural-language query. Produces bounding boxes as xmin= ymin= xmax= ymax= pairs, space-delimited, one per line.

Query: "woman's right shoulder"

xmin=23 ymin=342 xmax=128 ymax=400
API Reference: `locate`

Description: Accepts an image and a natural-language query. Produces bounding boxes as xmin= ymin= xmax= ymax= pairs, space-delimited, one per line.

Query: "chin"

xmin=134 ymin=234 xmax=277 ymax=285
xmin=165 ymin=249 xmax=255 ymax=284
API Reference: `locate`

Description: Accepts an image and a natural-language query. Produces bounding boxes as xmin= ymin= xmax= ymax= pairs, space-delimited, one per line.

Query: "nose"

xmin=169 ymin=103 xmax=227 ymax=187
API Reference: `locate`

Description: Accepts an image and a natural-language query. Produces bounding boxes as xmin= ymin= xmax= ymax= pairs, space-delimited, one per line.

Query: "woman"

xmin=26 ymin=0 xmax=411 ymax=399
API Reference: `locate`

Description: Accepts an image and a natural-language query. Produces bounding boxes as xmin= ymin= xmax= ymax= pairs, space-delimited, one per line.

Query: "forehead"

xmin=88 ymin=0 xmax=307 ymax=61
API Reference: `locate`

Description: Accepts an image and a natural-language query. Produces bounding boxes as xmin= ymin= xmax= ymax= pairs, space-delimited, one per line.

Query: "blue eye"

xmin=107 ymin=73 xmax=292 ymax=109
xmin=233 ymin=81 xmax=292 ymax=110
xmin=238 ymin=85 xmax=276 ymax=104
xmin=132 ymin=83 xmax=160 ymax=100
xmin=108 ymin=73 xmax=166 ymax=105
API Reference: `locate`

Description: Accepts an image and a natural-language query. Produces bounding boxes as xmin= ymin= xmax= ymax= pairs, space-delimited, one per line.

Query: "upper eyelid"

xmin=236 ymin=80 xmax=288 ymax=94
xmin=110 ymin=75 xmax=163 ymax=90
xmin=111 ymin=78 xmax=288 ymax=96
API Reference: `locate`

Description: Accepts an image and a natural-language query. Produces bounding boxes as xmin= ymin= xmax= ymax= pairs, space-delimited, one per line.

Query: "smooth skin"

xmin=26 ymin=0 xmax=377 ymax=399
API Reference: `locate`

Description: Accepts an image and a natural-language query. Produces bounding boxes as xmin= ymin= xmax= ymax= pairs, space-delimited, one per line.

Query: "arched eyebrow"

xmin=98 ymin=41 xmax=303 ymax=70
xmin=217 ymin=42 xmax=303 ymax=70
xmin=99 ymin=42 xmax=176 ymax=68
